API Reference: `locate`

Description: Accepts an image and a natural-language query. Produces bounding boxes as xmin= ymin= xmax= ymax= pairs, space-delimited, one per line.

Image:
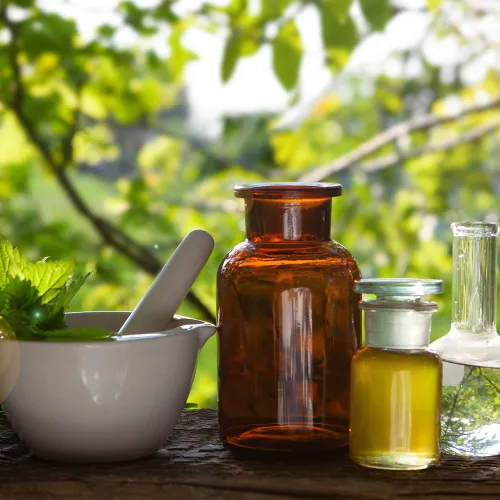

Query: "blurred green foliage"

xmin=1 ymin=0 xmax=500 ymax=407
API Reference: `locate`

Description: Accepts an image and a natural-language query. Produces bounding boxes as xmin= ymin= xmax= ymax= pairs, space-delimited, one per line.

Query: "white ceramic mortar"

xmin=0 ymin=311 xmax=216 ymax=463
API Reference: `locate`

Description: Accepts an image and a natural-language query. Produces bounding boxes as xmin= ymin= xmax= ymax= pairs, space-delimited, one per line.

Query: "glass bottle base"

xmin=222 ymin=423 xmax=348 ymax=453
xmin=441 ymin=365 xmax=500 ymax=457
xmin=350 ymin=452 xmax=438 ymax=471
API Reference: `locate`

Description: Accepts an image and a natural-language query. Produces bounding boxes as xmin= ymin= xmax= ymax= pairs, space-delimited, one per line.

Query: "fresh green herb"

xmin=0 ymin=238 xmax=111 ymax=340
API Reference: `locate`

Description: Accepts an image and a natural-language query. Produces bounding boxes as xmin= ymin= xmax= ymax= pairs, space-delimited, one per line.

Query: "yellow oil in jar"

xmin=350 ymin=346 xmax=442 ymax=470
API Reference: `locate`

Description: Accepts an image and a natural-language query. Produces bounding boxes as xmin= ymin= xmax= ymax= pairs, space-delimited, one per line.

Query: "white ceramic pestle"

xmin=118 ymin=229 xmax=215 ymax=336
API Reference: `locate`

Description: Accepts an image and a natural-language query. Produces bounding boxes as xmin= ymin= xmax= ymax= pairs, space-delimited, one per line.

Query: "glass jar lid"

xmin=355 ymin=278 xmax=443 ymax=298
xmin=357 ymin=278 xmax=443 ymax=349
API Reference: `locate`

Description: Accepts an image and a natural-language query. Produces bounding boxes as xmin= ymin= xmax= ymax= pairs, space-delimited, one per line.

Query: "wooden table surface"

xmin=0 ymin=409 xmax=498 ymax=499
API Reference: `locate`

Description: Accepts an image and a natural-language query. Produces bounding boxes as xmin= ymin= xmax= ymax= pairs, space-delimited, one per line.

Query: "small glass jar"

xmin=217 ymin=183 xmax=361 ymax=453
xmin=350 ymin=279 xmax=443 ymax=470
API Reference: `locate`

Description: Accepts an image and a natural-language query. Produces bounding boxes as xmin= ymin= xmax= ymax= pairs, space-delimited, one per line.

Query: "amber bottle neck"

xmin=244 ymin=198 xmax=332 ymax=243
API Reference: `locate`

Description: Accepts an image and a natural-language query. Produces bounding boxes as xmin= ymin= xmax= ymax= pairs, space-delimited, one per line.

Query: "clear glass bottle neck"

xmin=244 ymin=198 xmax=332 ymax=243
xmin=451 ymin=228 xmax=498 ymax=336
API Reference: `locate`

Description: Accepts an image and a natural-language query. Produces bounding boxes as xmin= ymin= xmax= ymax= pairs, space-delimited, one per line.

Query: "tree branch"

xmin=360 ymin=122 xmax=500 ymax=173
xmin=299 ymin=98 xmax=500 ymax=182
xmin=1 ymin=9 xmax=215 ymax=323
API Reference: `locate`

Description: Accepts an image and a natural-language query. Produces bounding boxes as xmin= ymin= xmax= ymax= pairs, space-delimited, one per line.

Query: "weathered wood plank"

xmin=0 ymin=409 xmax=498 ymax=499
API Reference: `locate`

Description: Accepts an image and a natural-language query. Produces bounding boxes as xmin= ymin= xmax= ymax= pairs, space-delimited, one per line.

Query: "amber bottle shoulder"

xmin=220 ymin=239 xmax=358 ymax=261
xmin=218 ymin=239 xmax=360 ymax=275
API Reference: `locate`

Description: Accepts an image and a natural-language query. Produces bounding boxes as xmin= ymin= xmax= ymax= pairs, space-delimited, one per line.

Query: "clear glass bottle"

xmin=431 ymin=222 xmax=500 ymax=457
xmin=350 ymin=279 xmax=443 ymax=470
xmin=217 ymin=183 xmax=361 ymax=453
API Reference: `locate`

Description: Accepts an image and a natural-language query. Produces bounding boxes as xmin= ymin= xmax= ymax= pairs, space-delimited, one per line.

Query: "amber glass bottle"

xmin=217 ymin=183 xmax=361 ymax=453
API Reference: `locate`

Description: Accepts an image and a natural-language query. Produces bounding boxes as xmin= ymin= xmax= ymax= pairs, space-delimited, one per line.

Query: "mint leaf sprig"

xmin=0 ymin=238 xmax=111 ymax=340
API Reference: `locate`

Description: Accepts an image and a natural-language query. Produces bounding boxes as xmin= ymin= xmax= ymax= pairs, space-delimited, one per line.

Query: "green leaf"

xmin=320 ymin=0 xmax=352 ymax=21
xmin=0 ymin=239 xmax=14 ymax=284
xmin=50 ymin=272 xmax=92 ymax=313
xmin=9 ymin=248 xmax=27 ymax=277
xmin=35 ymin=305 xmax=65 ymax=331
xmin=18 ymin=13 xmax=77 ymax=57
xmin=0 ymin=239 xmax=95 ymax=340
xmin=97 ymin=25 xmax=117 ymax=39
xmin=169 ymin=22 xmax=198 ymax=82
xmin=2 ymin=313 xmax=36 ymax=340
xmin=272 ymin=21 xmax=303 ymax=91
xmin=221 ymin=35 xmax=241 ymax=83
xmin=3 ymin=276 xmax=40 ymax=312
xmin=360 ymin=0 xmax=391 ymax=31
xmin=10 ymin=0 xmax=35 ymax=8
xmin=239 ymin=35 xmax=259 ymax=57
xmin=325 ymin=47 xmax=351 ymax=72
xmin=62 ymin=273 xmax=92 ymax=310
xmin=261 ymin=0 xmax=294 ymax=20
xmin=23 ymin=260 xmax=75 ymax=303
xmin=0 ymin=292 xmax=7 ymax=315
xmin=227 ymin=0 xmax=248 ymax=18
xmin=320 ymin=4 xmax=357 ymax=51
xmin=427 ymin=0 xmax=442 ymax=11
xmin=118 ymin=1 xmax=149 ymax=33
xmin=35 ymin=326 xmax=112 ymax=339
xmin=0 ymin=316 xmax=16 ymax=340
xmin=0 ymin=238 xmax=26 ymax=285
xmin=152 ymin=3 xmax=179 ymax=23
